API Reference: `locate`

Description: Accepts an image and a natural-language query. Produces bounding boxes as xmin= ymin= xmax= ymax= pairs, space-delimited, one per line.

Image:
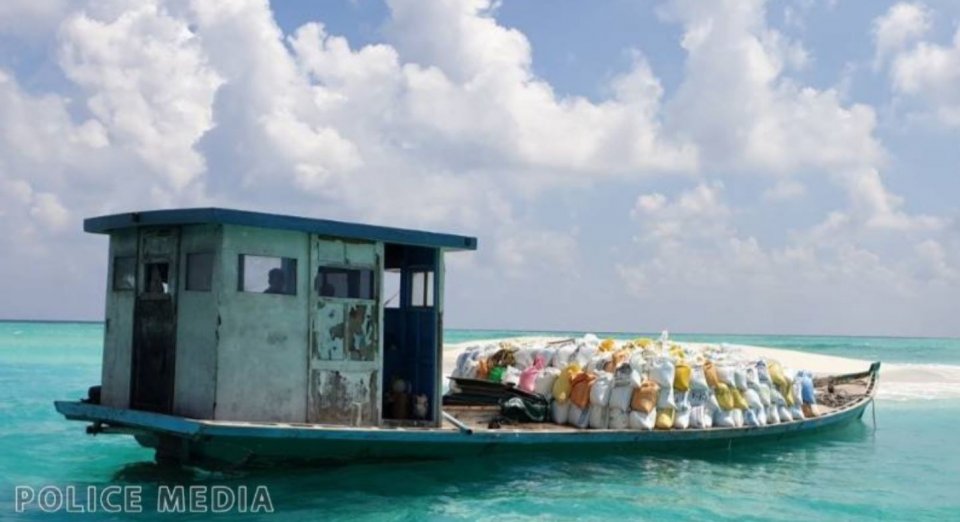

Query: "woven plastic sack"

xmin=568 ymin=404 xmax=590 ymax=428
xmin=489 ymin=366 xmax=505 ymax=383
xmin=598 ymin=338 xmax=617 ymax=353
xmin=731 ymin=387 xmax=749 ymax=410
xmin=551 ymin=343 xmax=577 ymax=369
xmin=716 ymin=364 xmax=736 ymax=387
xmin=744 ymin=366 xmax=761 ymax=390
xmin=613 ymin=364 xmax=633 ymax=387
xmin=629 ymin=409 xmax=656 ymax=430
xmin=588 ymin=404 xmax=609 ymax=429
xmin=552 ymin=400 xmax=570 ymax=424
xmin=745 ymin=388 xmax=764 ymax=410
xmin=689 ymin=389 xmax=714 ymax=429
xmin=608 ymin=408 xmax=629 ymax=430
xmin=572 ymin=343 xmax=598 ymax=368
xmin=715 ymin=383 xmax=735 ymax=411
xmin=704 ymin=361 xmax=720 ymax=389
xmin=502 ymin=366 xmax=521 ymax=387
xmin=649 ymin=357 xmax=676 ymax=389
xmin=609 ymin=385 xmax=633 ymax=412
xmin=604 ymin=349 xmax=630 ymax=373
xmin=518 ymin=357 xmax=544 ymax=392
xmin=778 ymin=405 xmax=794 ymax=422
xmin=631 ymin=381 xmax=659 ymax=413
xmin=713 ymin=408 xmax=735 ymax=428
xmin=552 ymin=364 xmax=581 ymax=403
xmin=756 ymin=360 xmax=773 ymax=386
xmin=628 ymin=352 xmax=646 ymax=379
xmin=590 ymin=372 xmax=614 ymax=406
xmin=674 ymin=362 xmax=692 ymax=392
xmin=570 ymin=372 xmax=597 ymax=409
xmin=657 ymin=386 xmax=676 ymax=410
xmin=534 ymin=367 xmax=560 ymax=398
xmin=673 ymin=391 xmax=691 ymax=429
xmin=514 ymin=347 xmax=536 ymax=370
xmin=800 ymin=372 xmax=817 ymax=405
xmin=744 ymin=408 xmax=761 ymax=427
xmin=734 ymin=367 xmax=748 ymax=391
xmin=766 ymin=404 xmax=781 ymax=424
xmin=732 ymin=408 xmax=744 ymax=428
xmin=656 ymin=408 xmax=675 ymax=430
xmin=757 ymin=383 xmax=772 ymax=407
xmin=690 ymin=364 xmax=709 ymax=391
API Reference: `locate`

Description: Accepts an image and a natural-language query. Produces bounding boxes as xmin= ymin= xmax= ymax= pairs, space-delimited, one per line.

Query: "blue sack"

xmin=800 ymin=373 xmax=816 ymax=405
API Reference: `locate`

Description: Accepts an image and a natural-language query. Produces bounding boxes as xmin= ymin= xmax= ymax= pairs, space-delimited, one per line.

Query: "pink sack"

xmin=519 ymin=356 xmax=545 ymax=393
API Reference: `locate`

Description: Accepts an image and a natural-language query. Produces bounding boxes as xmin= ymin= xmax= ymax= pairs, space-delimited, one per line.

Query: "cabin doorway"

xmin=382 ymin=244 xmax=440 ymax=426
xmin=130 ymin=227 xmax=180 ymax=413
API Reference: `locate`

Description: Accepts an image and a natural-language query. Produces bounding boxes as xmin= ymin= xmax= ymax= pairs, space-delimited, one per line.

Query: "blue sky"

xmin=1 ymin=0 xmax=958 ymax=336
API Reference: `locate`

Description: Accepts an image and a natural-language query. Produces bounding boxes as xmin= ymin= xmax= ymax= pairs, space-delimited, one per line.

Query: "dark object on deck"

xmin=83 ymin=385 xmax=101 ymax=405
xmin=443 ymin=377 xmax=545 ymax=406
xmin=499 ymin=395 xmax=549 ymax=423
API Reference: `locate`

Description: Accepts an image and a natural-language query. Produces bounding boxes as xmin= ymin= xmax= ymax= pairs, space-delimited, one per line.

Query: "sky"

xmin=0 ymin=0 xmax=958 ymax=336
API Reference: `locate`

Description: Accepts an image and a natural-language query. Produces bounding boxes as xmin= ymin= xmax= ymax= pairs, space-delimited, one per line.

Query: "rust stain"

xmin=308 ymin=369 xmax=377 ymax=425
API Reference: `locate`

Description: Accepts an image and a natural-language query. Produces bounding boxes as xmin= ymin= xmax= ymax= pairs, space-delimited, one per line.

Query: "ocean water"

xmin=0 ymin=322 xmax=958 ymax=520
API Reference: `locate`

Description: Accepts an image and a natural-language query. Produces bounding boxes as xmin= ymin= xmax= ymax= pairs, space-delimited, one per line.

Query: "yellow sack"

xmin=731 ymin=387 xmax=749 ymax=410
xmin=634 ymin=338 xmax=653 ymax=348
xmin=552 ymin=363 xmax=581 ymax=403
xmin=705 ymin=361 xmax=720 ymax=389
xmin=769 ymin=361 xmax=788 ymax=389
xmin=656 ymin=408 xmax=675 ymax=430
xmin=631 ymin=381 xmax=659 ymax=413
xmin=599 ymin=339 xmax=617 ymax=353
xmin=783 ymin=382 xmax=796 ymax=407
xmin=674 ymin=362 xmax=692 ymax=392
xmin=570 ymin=372 xmax=597 ymax=409
xmin=604 ymin=349 xmax=630 ymax=373
xmin=715 ymin=383 xmax=735 ymax=411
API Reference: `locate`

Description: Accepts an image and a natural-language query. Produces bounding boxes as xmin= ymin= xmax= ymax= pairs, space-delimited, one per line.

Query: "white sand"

xmin=443 ymin=336 xmax=873 ymax=377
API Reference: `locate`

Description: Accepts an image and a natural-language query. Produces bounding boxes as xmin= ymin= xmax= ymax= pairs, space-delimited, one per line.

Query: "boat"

xmin=54 ymin=208 xmax=880 ymax=468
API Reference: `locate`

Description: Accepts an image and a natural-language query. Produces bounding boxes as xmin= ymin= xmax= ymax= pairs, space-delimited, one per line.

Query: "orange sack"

xmin=630 ymin=381 xmax=660 ymax=413
xmin=570 ymin=372 xmax=598 ymax=409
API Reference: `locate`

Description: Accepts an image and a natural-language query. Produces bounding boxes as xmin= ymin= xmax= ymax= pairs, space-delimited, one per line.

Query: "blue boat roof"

xmin=84 ymin=208 xmax=477 ymax=251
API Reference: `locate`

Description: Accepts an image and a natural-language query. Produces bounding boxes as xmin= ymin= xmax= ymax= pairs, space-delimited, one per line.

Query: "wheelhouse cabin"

xmin=87 ymin=208 xmax=476 ymax=428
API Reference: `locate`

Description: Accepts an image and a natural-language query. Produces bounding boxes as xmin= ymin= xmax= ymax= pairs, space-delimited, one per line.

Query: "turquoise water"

xmin=1 ymin=322 xmax=959 ymax=520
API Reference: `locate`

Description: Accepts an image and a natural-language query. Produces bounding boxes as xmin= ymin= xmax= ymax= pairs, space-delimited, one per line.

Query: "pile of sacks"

xmin=451 ymin=333 xmax=821 ymax=430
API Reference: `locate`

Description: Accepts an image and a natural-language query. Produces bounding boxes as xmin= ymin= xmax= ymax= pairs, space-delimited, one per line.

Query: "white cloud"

xmin=663 ymin=0 xmax=882 ymax=176
xmin=873 ymin=3 xmax=960 ymax=127
xmin=0 ymin=0 xmax=956 ymax=334
xmin=872 ymin=2 xmax=932 ymax=69
xmin=59 ymin=2 xmax=224 ymax=192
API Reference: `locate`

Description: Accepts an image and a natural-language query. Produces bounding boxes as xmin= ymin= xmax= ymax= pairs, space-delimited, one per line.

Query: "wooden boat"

xmin=53 ymin=208 xmax=880 ymax=469
xmin=55 ymin=361 xmax=878 ymax=467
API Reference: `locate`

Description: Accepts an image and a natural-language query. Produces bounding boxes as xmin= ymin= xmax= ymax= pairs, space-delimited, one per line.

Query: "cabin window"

xmin=315 ymin=267 xmax=375 ymax=300
xmin=185 ymin=252 xmax=214 ymax=291
xmin=238 ymin=255 xmax=298 ymax=295
xmin=143 ymin=262 xmax=171 ymax=295
xmin=383 ymin=269 xmax=401 ymax=308
xmin=410 ymin=270 xmax=434 ymax=307
xmin=113 ymin=256 xmax=136 ymax=291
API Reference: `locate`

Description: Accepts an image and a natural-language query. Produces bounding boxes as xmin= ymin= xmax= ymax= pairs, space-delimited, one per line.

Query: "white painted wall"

xmin=172 ymin=224 xmax=221 ymax=419
xmin=214 ymin=225 xmax=310 ymax=422
xmin=100 ymin=229 xmax=136 ymax=408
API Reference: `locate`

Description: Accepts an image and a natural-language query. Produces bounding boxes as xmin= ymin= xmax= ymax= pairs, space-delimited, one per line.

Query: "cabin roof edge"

xmin=83 ymin=207 xmax=478 ymax=251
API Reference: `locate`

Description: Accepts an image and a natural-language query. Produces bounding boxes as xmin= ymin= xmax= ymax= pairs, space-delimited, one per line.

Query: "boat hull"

xmin=54 ymin=395 xmax=873 ymax=468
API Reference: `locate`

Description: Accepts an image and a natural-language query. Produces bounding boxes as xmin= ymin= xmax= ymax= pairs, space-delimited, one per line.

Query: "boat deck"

xmin=178 ymin=377 xmax=870 ymax=435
